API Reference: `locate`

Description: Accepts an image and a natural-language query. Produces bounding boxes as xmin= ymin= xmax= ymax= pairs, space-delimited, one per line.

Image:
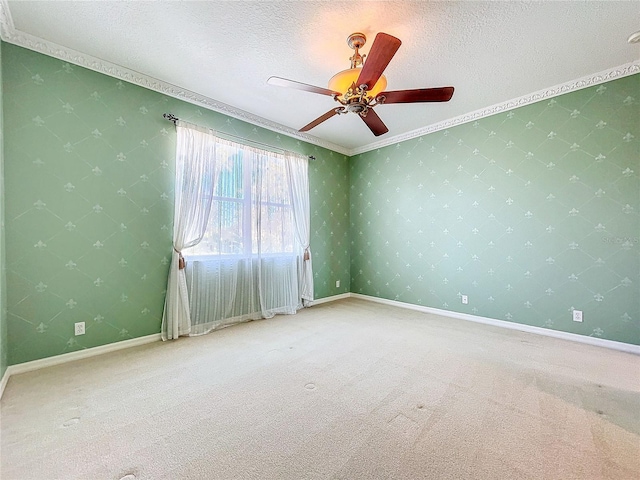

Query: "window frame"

xmin=185 ymin=146 xmax=295 ymax=258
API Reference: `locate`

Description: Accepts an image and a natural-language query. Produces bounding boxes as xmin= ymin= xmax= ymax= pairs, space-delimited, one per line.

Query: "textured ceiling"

xmin=4 ymin=1 xmax=640 ymax=152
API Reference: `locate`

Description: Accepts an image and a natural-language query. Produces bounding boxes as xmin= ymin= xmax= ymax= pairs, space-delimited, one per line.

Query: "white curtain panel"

xmin=161 ymin=122 xmax=218 ymax=340
xmin=285 ymin=152 xmax=314 ymax=303
xmin=253 ymin=148 xmax=301 ymax=316
xmin=186 ymin=255 xmax=299 ymax=336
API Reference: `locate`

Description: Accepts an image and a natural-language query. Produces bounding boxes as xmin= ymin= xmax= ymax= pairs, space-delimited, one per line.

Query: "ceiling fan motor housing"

xmin=346 ymin=102 xmax=367 ymax=114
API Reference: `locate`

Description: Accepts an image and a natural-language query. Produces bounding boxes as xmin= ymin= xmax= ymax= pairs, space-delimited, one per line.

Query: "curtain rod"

xmin=163 ymin=113 xmax=315 ymax=160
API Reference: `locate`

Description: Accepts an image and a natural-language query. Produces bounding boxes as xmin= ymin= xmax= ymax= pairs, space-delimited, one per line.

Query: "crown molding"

xmin=1 ymin=0 xmax=638 ymax=158
xmin=350 ymin=60 xmax=640 ymax=156
xmin=0 ymin=0 xmax=13 ymax=37
xmin=0 ymin=1 xmax=350 ymax=156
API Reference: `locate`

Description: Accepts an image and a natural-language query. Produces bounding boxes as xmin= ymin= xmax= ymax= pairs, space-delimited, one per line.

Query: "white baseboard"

xmin=0 ymin=334 xmax=162 ymax=399
xmin=0 ymin=366 xmax=10 ymax=400
xmin=350 ymin=293 xmax=640 ymax=355
xmin=2 ymin=293 xmax=637 ymax=400
xmin=309 ymin=293 xmax=351 ymax=306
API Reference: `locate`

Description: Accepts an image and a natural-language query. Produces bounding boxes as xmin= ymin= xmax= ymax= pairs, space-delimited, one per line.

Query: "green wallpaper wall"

xmin=351 ymin=74 xmax=640 ymax=345
xmin=1 ymin=40 xmax=637 ymax=368
xmin=0 ymin=41 xmax=7 ymax=379
xmin=2 ymin=42 xmax=349 ymax=365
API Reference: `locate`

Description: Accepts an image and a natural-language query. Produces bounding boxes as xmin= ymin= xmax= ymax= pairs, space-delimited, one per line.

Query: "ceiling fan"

xmin=267 ymin=32 xmax=455 ymax=136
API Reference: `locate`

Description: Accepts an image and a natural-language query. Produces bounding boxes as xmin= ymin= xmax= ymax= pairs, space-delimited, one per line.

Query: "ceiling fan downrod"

xmin=347 ymin=32 xmax=367 ymax=68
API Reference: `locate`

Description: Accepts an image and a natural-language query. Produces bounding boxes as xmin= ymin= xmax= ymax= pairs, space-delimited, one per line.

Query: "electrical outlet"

xmin=74 ymin=322 xmax=85 ymax=335
xmin=336 ymin=280 xmax=340 ymax=288
xmin=572 ymin=310 xmax=583 ymax=322
xmin=461 ymin=295 xmax=468 ymax=305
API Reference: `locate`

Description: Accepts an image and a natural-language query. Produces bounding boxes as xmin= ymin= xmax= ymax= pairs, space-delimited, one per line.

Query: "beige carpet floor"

xmin=1 ymin=298 xmax=639 ymax=480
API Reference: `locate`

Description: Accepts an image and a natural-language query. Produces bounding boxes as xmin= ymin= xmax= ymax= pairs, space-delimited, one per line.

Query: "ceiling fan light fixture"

xmin=328 ymin=68 xmax=387 ymax=99
xmin=268 ymin=31 xmax=453 ymax=137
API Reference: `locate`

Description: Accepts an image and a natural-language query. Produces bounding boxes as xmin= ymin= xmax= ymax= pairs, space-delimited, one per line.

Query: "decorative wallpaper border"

xmin=0 ymin=0 xmax=638 ymax=157
xmin=0 ymin=0 xmax=350 ymax=156
xmin=350 ymin=60 xmax=640 ymax=155
xmin=0 ymin=0 xmax=12 ymax=37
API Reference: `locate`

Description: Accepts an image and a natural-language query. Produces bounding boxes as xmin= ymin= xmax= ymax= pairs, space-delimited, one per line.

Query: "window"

xmin=162 ymin=122 xmax=312 ymax=341
xmin=185 ymin=140 xmax=295 ymax=257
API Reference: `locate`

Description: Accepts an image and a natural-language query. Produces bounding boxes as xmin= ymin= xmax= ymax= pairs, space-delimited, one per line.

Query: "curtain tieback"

xmin=303 ymin=247 xmax=310 ymax=261
xmin=174 ymin=248 xmax=186 ymax=270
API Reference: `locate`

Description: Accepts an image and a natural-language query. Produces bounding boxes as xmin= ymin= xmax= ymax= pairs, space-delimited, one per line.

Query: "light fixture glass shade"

xmin=328 ymin=68 xmax=387 ymax=99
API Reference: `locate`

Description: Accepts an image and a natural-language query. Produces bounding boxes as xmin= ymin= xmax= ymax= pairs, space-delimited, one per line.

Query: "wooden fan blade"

xmin=377 ymin=87 xmax=455 ymax=104
xmin=360 ymin=109 xmax=389 ymax=136
xmin=299 ymin=108 xmax=341 ymax=132
xmin=356 ymin=33 xmax=402 ymax=91
xmin=267 ymin=76 xmax=340 ymax=97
